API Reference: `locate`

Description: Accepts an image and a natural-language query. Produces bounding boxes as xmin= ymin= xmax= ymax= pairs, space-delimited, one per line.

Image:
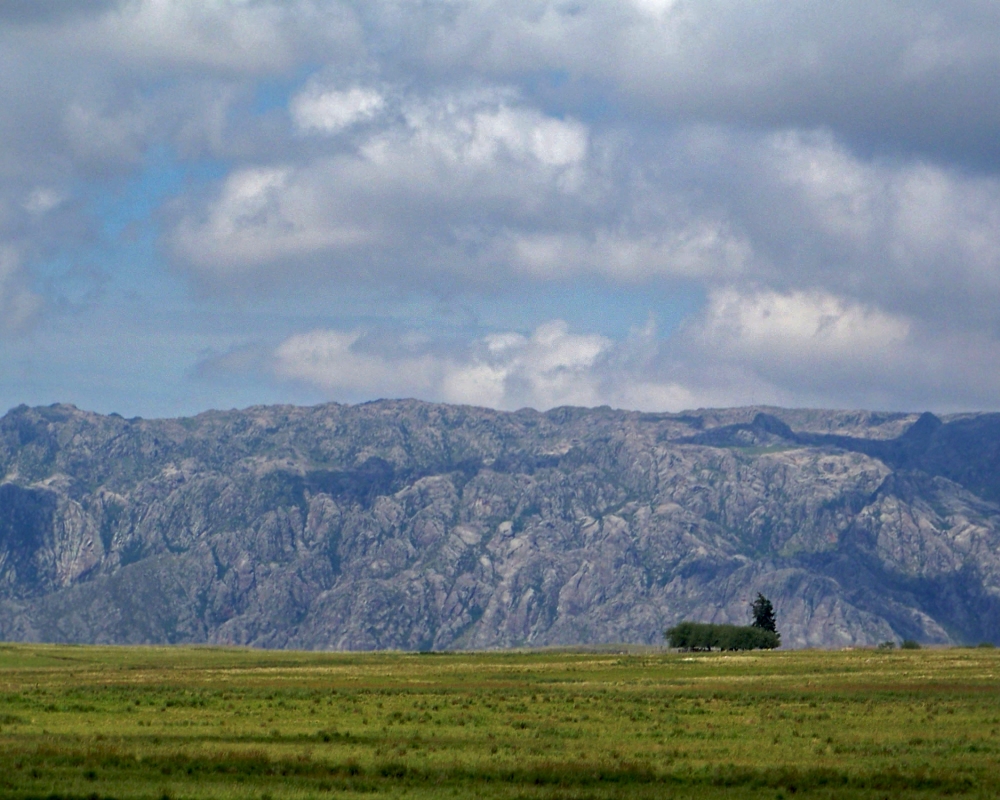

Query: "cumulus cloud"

xmin=262 ymin=283 xmax=1000 ymax=414
xmin=273 ymin=321 xmax=608 ymax=409
xmin=64 ymin=100 xmax=148 ymax=169
xmin=266 ymin=294 xmax=898 ymax=413
xmin=22 ymin=187 xmax=67 ymax=214
xmin=449 ymin=104 xmax=588 ymax=168
xmin=660 ymin=285 xmax=1000 ymax=411
xmin=386 ymin=0 xmax=1000 ymax=165
xmin=291 ymin=85 xmax=386 ymax=134
xmin=171 ymin=165 xmax=373 ymax=275
xmin=5 ymin=0 xmax=1000 ymax=412
xmin=171 ymin=111 xmax=1000 ymax=339
xmin=695 ymin=288 xmax=910 ymax=364
xmin=743 ymin=130 xmax=1000 ymax=327
xmin=170 ymin=89 xmax=595 ymax=285
xmin=492 ymin=225 xmax=750 ymax=282
xmin=272 ymin=320 xmax=696 ymax=411
xmin=681 ymin=288 xmax=914 ymax=403
xmin=69 ymin=0 xmax=362 ymax=74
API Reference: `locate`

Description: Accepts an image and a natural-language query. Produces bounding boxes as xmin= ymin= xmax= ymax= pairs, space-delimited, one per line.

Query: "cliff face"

xmin=0 ymin=400 xmax=998 ymax=649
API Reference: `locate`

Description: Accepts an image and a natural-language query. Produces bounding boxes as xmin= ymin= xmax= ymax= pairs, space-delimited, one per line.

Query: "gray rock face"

xmin=0 ymin=400 xmax=999 ymax=649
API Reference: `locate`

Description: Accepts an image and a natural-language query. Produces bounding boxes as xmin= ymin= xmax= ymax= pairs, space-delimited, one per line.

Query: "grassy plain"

xmin=0 ymin=644 xmax=997 ymax=798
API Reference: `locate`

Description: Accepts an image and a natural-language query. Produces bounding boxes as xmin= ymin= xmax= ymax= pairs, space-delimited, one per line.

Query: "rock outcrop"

xmin=0 ymin=400 xmax=998 ymax=649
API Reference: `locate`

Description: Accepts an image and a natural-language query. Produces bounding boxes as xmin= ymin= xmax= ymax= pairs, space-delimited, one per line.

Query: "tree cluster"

xmin=665 ymin=593 xmax=781 ymax=651
xmin=664 ymin=621 xmax=780 ymax=651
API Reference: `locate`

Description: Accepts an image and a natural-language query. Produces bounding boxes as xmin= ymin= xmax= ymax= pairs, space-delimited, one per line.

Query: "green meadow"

xmin=0 ymin=644 xmax=998 ymax=799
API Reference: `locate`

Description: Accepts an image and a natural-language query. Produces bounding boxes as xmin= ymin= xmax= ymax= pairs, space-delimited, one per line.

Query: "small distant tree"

xmin=751 ymin=593 xmax=776 ymax=633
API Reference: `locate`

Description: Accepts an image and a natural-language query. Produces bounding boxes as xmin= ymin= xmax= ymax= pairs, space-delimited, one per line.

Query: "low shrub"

xmin=665 ymin=622 xmax=780 ymax=651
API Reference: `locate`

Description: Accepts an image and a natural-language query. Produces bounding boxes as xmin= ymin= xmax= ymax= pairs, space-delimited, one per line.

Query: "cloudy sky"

xmin=3 ymin=0 xmax=1000 ymax=418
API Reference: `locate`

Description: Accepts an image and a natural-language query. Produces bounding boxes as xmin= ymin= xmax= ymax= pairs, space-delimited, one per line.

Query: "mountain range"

xmin=1 ymin=400 xmax=999 ymax=649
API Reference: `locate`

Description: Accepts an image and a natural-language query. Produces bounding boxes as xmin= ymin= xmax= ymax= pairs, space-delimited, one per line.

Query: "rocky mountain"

xmin=0 ymin=399 xmax=999 ymax=650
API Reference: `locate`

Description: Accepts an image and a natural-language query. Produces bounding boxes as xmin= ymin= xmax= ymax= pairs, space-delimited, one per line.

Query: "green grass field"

xmin=0 ymin=643 xmax=998 ymax=799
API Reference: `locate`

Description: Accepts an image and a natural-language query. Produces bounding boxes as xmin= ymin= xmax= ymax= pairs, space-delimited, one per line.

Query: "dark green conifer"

xmin=751 ymin=593 xmax=777 ymax=633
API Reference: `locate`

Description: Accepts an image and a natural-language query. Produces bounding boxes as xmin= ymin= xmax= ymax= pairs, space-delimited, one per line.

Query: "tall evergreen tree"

xmin=751 ymin=593 xmax=777 ymax=633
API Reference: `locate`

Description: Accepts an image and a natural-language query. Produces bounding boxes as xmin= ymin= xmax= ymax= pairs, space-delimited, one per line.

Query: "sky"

xmin=3 ymin=0 xmax=1000 ymax=419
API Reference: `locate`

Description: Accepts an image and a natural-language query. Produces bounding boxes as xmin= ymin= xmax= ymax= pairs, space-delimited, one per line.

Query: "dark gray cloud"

xmin=359 ymin=1 xmax=1000 ymax=168
xmin=0 ymin=0 xmax=120 ymax=24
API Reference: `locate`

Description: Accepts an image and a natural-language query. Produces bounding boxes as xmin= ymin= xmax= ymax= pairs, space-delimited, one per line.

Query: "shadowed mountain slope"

xmin=0 ymin=400 xmax=997 ymax=649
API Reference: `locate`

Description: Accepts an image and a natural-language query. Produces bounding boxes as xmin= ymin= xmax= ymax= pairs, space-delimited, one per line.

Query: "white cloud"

xmin=83 ymin=0 xmax=360 ymax=74
xmin=478 ymin=321 xmax=609 ymax=408
xmin=386 ymin=91 xmax=588 ymax=172
xmin=629 ymin=0 xmax=681 ymax=20
xmin=495 ymin=224 xmax=750 ymax=281
xmin=274 ymin=321 xmax=609 ymax=409
xmin=755 ymin=130 xmax=1000 ymax=323
xmin=272 ymin=320 xmax=697 ymax=411
xmin=274 ymin=329 xmax=442 ymax=398
xmin=63 ymin=100 xmax=148 ymax=168
xmin=22 ymin=188 xmax=67 ymax=214
xmin=888 ymin=165 xmax=1000 ymax=296
xmin=694 ymin=287 xmax=911 ymax=367
xmin=659 ymin=285 xmax=1000 ymax=411
xmin=172 ymin=102 xmax=1000 ymax=329
xmin=263 ymin=291 xmax=1000 ymax=414
xmin=291 ymin=86 xmax=386 ymax=134
xmin=398 ymin=1 xmax=1000 ymax=162
xmin=172 ymin=90 xmax=593 ymax=282
xmin=770 ymin=130 xmax=881 ymax=244
xmin=171 ymin=165 xmax=372 ymax=274
xmin=7 ymin=0 xmax=1000 ymax=414
xmin=462 ymin=106 xmax=587 ymax=168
